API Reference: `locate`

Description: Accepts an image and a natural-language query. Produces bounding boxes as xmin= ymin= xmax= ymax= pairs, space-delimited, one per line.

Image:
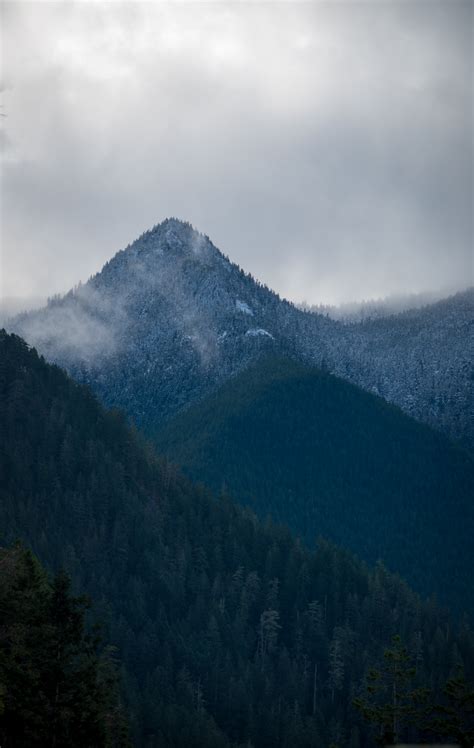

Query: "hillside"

xmin=156 ymin=356 xmax=474 ymax=617
xmin=335 ymin=290 xmax=474 ymax=447
xmin=8 ymin=219 xmax=474 ymax=447
xmin=1 ymin=330 xmax=473 ymax=747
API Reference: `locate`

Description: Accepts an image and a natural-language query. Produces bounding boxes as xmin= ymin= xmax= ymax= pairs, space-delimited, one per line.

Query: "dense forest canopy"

xmin=156 ymin=355 xmax=474 ymax=618
xmin=1 ymin=330 xmax=473 ymax=746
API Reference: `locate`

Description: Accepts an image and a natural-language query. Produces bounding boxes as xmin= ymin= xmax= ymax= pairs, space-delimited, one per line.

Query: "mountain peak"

xmin=152 ymin=216 xmax=196 ymax=240
xmin=119 ymin=217 xmax=223 ymax=266
xmin=7 ymin=222 xmax=473 ymax=448
xmin=150 ymin=216 xmax=205 ymax=244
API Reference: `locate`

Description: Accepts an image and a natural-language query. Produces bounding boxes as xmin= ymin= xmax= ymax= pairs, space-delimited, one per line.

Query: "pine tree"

xmin=424 ymin=670 xmax=474 ymax=746
xmin=328 ymin=628 xmax=345 ymax=704
xmin=353 ymin=635 xmax=429 ymax=744
xmin=257 ymin=610 xmax=281 ymax=665
xmin=0 ymin=544 xmax=129 ymax=748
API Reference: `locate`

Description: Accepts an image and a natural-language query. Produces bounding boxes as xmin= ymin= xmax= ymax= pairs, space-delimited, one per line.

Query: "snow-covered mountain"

xmin=8 ymin=218 xmax=474 ymax=446
xmin=331 ymin=292 xmax=473 ymax=445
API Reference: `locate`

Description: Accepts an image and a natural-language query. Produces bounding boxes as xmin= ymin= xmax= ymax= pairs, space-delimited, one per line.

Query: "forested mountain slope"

xmin=8 ymin=219 xmax=474 ymax=446
xmin=156 ymin=356 xmax=474 ymax=618
xmin=332 ymin=290 xmax=474 ymax=447
xmin=1 ymin=331 xmax=473 ymax=747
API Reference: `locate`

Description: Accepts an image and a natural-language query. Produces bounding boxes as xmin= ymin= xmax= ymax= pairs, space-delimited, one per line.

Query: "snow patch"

xmin=236 ymin=300 xmax=254 ymax=316
xmin=245 ymin=328 xmax=274 ymax=339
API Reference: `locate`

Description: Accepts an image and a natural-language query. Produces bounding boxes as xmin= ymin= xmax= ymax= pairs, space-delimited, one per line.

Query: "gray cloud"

xmin=1 ymin=0 xmax=472 ymax=305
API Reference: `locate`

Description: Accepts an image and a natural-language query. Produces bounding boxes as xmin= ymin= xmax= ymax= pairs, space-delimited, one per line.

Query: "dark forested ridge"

xmin=8 ymin=218 xmax=474 ymax=447
xmin=0 ymin=544 xmax=130 ymax=747
xmin=156 ymin=356 xmax=474 ymax=618
xmin=1 ymin=331 xmax=473 ymax=747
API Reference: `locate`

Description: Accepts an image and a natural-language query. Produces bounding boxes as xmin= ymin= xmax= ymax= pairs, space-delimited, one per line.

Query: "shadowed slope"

xmin=156 ymin=356 xmax=474 ymax=616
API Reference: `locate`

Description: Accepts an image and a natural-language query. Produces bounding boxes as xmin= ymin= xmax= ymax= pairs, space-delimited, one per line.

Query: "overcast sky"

xmin=1 ymin=0 xmax=472 ymax=306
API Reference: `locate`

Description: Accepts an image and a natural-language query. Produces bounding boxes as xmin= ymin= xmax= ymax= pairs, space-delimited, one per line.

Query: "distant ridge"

xmin=302 ymin=287 xmax=473 ymax=323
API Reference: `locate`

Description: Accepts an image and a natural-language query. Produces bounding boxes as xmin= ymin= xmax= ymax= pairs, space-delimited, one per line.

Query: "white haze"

xmin=299 ymin=288 xmax=466 ymax=323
